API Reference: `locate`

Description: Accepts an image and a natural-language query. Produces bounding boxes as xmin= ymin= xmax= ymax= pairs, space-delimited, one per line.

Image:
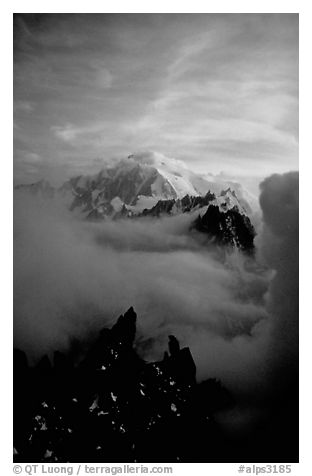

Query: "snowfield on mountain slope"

xmin=130 ymin=151 xmax=217 ymax=198
xmin=15 ymin=151 xmax=260 ymax=220
xmin=211 ymin=189 xmax=247 ymax=215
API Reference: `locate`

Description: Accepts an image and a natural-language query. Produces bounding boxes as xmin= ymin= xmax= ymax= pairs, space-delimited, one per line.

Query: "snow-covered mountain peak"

xmin=127 ymin=151 xmax=189 ymax=172
xmin=124 ymin=151 xmax=207 ymax=198
xmin=15 ymin=152 xmax=257 ymax=223
xmin=211 ymin=187 xmax=247 ymax=215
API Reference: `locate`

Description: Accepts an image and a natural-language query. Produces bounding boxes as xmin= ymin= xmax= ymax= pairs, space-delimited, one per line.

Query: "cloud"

xmin=14 ymin=193 xmax=269 ymax=376
xmin=24 ymin=152 xmax=42 ymax=163
xmin=51 ymin=123 xmax=80 ymax=143
xmin=257 ymin=171 xmax=299 ymax=382
xmin=13 ymin=171 xmax=298 ymax=438
xmin=94 ymin=67 xmax=113 ymax=89
xmin=50 ymin=121 xmax=115 ymax=147
xmin=14 ymin=14 xmax=298 ymax=183
xmin=14 ymin=100 xmax=34 ymax=113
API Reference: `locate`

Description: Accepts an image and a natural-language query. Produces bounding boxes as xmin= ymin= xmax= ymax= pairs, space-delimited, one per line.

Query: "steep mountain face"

xmin=193 ymin=202 xmax=255 ymax=252
xmin=15 ymin=153 xmax=256 ymax=217
xmin=61 ymin=160 xmax=176 ymax=214
xmin=14 ymin=307 xmax=233 ymax=463
xmin=139 ymin=188 xmax=255 ymax=252
xmin=14 ymin=153 xmax=256 ymax=251
xmin=59 ymin=152 xmax=219 ymax=217
xmin=139 ymin=188 xmax=247 ymax=218
xmin=60 ymin=154 xmax=254 ymax=224
xmin=140 ymin=191 xmax=217 ymax=217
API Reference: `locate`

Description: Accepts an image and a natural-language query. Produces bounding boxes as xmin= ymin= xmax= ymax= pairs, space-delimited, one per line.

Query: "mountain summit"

xmin=15 ymin=152 xmax=256 ymax=252
xmin=57 ymin=152 xmax=254 ymax=217
xmin=60 ymin=152 xmax=218 ymax=215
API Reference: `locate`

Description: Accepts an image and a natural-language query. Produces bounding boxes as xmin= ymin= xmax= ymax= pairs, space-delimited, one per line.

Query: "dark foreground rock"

xmin=13 ymin=307 xmax=232 ymax=463
xmin=14 ymin=307 xmax=298 ymax=463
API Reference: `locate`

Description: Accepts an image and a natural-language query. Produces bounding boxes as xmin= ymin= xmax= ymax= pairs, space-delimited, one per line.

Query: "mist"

xmin=13 ymin=171 xmax=298 ymax=412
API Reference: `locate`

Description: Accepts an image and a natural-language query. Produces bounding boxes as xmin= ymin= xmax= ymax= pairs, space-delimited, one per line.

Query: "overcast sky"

xmin=14 ymin=13 xmax=298 ymax=185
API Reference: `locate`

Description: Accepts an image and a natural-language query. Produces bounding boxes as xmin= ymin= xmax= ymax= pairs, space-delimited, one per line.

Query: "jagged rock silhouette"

xmin=13 ymin=307 xmax=233 ymax=463
xmin=193 ymin=204 xmax=255 ymax=252
xmin=140 ymin=191 xmax=216 ymax=217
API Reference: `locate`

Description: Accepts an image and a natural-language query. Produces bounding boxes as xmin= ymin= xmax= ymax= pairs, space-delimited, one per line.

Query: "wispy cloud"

xmin=14 ymin=14 xmax=298 ymax=183
xmin=14 ymin=100 xmax=35 ymax=113
xmin=92 ymin=66 xmax=113 ymax=89
xmin=24 ymin=152 xmax=42 ymax=163
xmin=51 ymin=123 xmax=81 ymax=143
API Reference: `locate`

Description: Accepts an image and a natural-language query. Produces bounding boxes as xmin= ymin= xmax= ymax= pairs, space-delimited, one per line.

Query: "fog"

xmin=14 ymin=172 xmax=298 ymax=415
